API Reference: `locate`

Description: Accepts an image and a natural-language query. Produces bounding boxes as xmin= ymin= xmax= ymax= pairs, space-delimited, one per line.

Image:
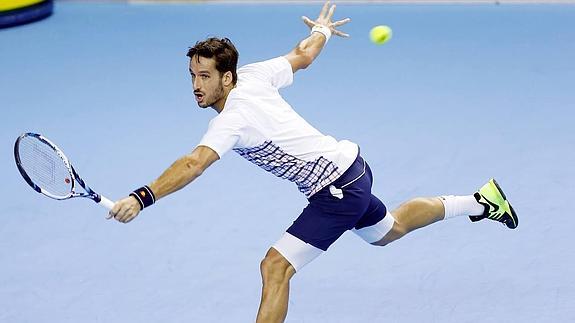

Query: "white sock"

xmin=439 ymin=195 xmax=485 ymax=220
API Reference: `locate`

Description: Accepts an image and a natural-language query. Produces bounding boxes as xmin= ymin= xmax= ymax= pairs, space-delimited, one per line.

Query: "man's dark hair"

xmin=187 ymin=37 xmax=239 ymax=85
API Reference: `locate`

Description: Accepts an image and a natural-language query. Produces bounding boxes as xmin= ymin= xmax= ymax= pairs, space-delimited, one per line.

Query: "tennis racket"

xmin=14 ymin=132 xmax=115 ymax=210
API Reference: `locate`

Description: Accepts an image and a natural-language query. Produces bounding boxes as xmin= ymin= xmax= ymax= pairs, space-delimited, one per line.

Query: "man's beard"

xmin=199 ymin=84 xmax=225 ymax=108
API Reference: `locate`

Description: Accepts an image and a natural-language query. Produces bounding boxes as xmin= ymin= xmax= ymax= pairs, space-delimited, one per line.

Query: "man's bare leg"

xmin=373 ymin=194 xmax=487 ymax=246
xmin=256 ymin=248 xmax=295 ymax=323
xmin=374 ymin=197 xmax=446 ymax=246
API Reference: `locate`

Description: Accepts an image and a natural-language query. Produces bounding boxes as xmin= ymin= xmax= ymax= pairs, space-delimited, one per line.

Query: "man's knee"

xmin=370 ymin=218 xmax=407 ymax=246
xmin=260 ymin=248 xmax=295 ymax=284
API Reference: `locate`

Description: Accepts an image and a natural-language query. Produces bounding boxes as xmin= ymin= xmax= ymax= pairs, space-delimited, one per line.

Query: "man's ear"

xmin=223 ymin=71 xmax=233 ymax=87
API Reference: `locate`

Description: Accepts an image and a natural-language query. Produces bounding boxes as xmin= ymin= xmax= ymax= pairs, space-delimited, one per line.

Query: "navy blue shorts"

xmin=286 ymin=153 xmax=388 ymax=251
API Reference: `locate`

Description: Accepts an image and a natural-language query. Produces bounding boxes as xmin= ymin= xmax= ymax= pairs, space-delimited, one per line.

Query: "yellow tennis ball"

xmin=370 ymin=25 xmax=392 ymax=45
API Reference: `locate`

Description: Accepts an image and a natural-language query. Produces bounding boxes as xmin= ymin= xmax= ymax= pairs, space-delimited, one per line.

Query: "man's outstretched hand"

xmin=302 ymin=1 xmax=351 ymax=38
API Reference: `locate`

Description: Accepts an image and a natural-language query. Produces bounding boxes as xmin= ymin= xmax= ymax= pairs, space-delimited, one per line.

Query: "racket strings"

xmin=18 ymin=136 xmax=73 ymax=198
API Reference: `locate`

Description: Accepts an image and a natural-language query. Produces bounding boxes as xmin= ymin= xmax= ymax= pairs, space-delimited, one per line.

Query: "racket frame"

xmin=14 ymin=132 xmax=114 ymax=209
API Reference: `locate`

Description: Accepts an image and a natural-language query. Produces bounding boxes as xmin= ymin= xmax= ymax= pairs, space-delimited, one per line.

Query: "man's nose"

xmin=192 ymin=77 xmax=202 ymax=90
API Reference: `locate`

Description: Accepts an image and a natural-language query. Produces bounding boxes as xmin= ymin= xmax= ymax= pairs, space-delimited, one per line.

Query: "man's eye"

xmin=201 ymin=75 xmax=209 ymax=79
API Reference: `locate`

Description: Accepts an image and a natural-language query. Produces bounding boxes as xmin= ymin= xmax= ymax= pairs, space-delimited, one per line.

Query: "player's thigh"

xmin=352 ymin=194 xmax=398 ymax=245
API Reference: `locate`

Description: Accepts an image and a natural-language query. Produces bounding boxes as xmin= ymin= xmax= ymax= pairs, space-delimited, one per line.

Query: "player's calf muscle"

xmin=372 ymin=197 xmax=444 ymax=246
xmin=394 ymin=197 xmax=444 ymax=228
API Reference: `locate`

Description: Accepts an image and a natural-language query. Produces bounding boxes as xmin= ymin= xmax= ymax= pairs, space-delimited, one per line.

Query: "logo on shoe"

xmin=479 ymin=195 xmax=507 ymax=220
xmin=483 ymin=197 xmax=499 ymax=213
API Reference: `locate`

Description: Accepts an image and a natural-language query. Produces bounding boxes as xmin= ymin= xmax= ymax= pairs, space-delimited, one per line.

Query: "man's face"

xmin=189 ymin=55 xmax=225 ymax=109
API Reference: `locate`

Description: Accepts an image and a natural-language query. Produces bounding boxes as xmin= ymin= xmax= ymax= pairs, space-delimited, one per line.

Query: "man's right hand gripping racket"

xmin=14 ymin=132 xmax=115 ymax=214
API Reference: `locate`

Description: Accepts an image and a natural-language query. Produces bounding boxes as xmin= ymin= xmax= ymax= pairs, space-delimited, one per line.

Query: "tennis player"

xmin=109 ymin=2 xmax=518 ymax=322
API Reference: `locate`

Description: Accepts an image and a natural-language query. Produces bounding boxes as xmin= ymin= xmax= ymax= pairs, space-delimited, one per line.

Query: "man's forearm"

xmin=149 ymin=154 xmax=204 ymax=200
xmin=285 ymin=31 xmax=329 ymax=72
xmin=109 ymin=146 xmax=217 ymax=222
xmin=296 ymin=32 xmax=328 ymax=66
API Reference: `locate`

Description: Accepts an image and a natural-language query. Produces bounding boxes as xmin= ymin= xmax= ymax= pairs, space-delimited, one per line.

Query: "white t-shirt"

xmin=198 ymin=56 xmax=359 ymax=197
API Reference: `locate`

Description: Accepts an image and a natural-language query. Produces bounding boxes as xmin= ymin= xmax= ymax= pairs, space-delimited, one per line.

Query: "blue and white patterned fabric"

xmin=233 ymin=141 xmax=342 ymax=197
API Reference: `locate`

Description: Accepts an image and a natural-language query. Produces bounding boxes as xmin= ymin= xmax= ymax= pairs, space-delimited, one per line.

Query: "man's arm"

xmin=284 ymin=1 xmax=350 ymax=73
xmin=149 ymin=145 xmax=219 ymax=199
xmin=109 ymin=145 xmax=219 ymax=223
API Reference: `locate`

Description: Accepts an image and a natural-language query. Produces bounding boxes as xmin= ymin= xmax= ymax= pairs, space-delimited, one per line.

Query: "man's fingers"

xmin=123 ymin=215 xmax=136 ymax=223
xmin=301 ymin=16 xmax=315 ymax=28
xmin=118 ymin=213 xmax=132 ymax=223
xmin=319 ymin=1 xmax=330 ymax=19
xmin=332 ymin=30 xmax=350 ymax=38
xmin=124 ymin=208 xmax=140 ymax=223
xmin=115 ymin=203 xmax=134 ymax=223
xmin=116 ymin=204 xmax=140 ymax=223
xmin=107 ymin=197 xmax=139 ymax=223
xmin=114 ymin=204 xmax=128 ymax=222
xmin=331 ymin=18 xmax=350 ymax=28
xmin=326 ymin=4 xmax=336 ymax=20
xmin=108 ymin=203 xmax=121 ymax=220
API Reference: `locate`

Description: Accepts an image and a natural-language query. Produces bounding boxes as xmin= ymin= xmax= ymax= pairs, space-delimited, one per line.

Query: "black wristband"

xmin=130 ymin=185 xmax=156 ymax=210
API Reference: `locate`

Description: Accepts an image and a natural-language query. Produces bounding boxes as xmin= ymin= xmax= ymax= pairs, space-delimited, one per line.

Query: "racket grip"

xmin=98 ymin=195 xmax=115 ymax=210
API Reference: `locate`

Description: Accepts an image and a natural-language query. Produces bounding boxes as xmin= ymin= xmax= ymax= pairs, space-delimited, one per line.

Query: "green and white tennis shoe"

xmin=469 ymin=179 xmax=518 ymax=229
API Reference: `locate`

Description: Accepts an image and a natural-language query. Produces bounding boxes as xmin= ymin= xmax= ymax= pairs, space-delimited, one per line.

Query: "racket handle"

xmin=98 ymin=195 xmax=115 ymax=210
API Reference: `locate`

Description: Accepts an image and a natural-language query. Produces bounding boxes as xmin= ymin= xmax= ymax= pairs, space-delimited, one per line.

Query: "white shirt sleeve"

xmin=237 ymin=56 xmax=294 ymax=89
xmin=197 ymin=111 xmax=245 ymax=158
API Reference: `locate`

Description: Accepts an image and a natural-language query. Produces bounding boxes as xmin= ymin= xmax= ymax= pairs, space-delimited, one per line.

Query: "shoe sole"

xmin=491 ymin=179 xmax=519 ymax=229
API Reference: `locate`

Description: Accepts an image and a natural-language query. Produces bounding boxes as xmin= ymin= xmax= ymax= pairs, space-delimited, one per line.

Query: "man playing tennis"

xmin=109 ymin=2 xmax=518 ymax=322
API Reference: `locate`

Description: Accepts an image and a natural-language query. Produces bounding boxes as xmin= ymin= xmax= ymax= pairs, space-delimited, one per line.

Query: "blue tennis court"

xmin=1 ymin=1 xmax=574 ymax=322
